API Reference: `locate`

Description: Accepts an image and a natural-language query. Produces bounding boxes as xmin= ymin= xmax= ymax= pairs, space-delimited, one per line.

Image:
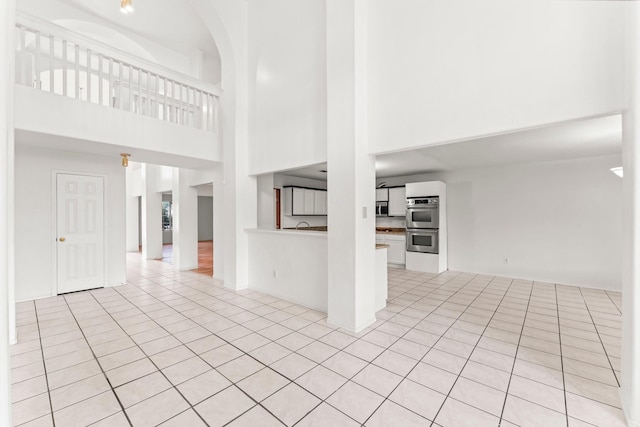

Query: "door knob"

xmin=59 ymin=237 xmax=66 ymax=242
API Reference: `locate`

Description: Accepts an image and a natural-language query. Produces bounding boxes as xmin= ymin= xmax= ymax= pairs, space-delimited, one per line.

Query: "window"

xmin=162 ymin=201 xmax=173 ymax=231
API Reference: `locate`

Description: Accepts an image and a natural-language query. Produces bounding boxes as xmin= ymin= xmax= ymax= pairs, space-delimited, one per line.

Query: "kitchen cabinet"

xmin=314 ymin=190 xmax=327 ymax=215
xmin=291 ymin=187 xmax=305 ymax=215
xmin=304 ymin=189 xmax=315 ymax=214
xmin=376 ymin=233 xmax=406 ymax=265
xmin=388 ymin=186 xmax=406 ymax=217
xmin=376 ymin=188 xmax=389 ymax=202
xmin=283 ymin=186 xmax=327 ymax=216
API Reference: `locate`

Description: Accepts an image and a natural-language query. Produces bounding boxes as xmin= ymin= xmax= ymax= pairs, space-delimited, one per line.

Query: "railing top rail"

xmin=16 ymin=11 xmax=222 ymax=97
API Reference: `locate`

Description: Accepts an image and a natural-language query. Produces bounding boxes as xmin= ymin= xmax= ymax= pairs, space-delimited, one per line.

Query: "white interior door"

xmin=56 ymin=173 xmax=105 ymax=294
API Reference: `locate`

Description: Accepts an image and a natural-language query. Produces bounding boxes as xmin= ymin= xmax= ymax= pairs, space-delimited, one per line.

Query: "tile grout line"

xmin=108 ymin=276 xmax=295 ymax=426
xmin=357 ymin=273 xmax=505 ymax=425
xmin=58 ymin=293 xmax=135 ymax=427
xmin=319 ymin=272 xmax=473 ymax=425
xmin=425 ymin=276 xmax=517 ymax=426
xmin=576 ymin=287 xmax=621 ymax=388
xmin=555 ymin=283 xmax=570 ymax=426
xmin=497 ymin=280 xmax=534 ymax=424
xmin=32 ymin=299 xmax=57 ymax=427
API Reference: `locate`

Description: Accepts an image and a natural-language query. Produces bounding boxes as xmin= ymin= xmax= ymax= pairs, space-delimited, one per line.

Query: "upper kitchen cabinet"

xmin=376 ymin=188 xmax=389 ymax=202
xmin=283 ymin=186 xmax=327 ymax=216
xmin=314 ymin=190 xmax=327 ymax=215
xmin=388 ymin=186 xmax=406 ymax=217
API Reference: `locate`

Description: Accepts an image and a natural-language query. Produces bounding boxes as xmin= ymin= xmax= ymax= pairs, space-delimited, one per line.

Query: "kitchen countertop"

xmin=283 ymin=226 xmax=328 ymax=232
xmin=376 ymin=244 xmax=390 ymax=249
xmin=376 ymin=227 xmax=406 ymax=235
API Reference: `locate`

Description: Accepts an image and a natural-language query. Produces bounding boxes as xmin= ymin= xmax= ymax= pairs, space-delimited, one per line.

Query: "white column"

xmin=125 ymin=166 xmax=139 ymax=252
xmin=141 ymin=164 xmax=163 ymax=260
xmin=326 ymin=0 xmax=377 ymax=332
xmin=125 ymin=196 xmax=139 ymax=252
xmin=621 ymin=4 xmax=640 ymax=425
xmin=221 ymin=56 xmax=257 ymax=290
xmin=257 ymin=173 xmax=274 ymax=229
xmin=172 ymin=168 xmax=198 ymax=270
xmin=213 ymin=164 xmax=225 ymax=281
xmin=0 ymin=0 xmax=15 ymax=422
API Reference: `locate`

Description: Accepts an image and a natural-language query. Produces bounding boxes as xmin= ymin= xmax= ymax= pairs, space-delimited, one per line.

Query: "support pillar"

xmin=141 ymin=164 xmax=163 ymax=260
xmin=213 ymin=164 xmax=225 ymax=281
xmin=326 ymin=0 xmax=377 ymax=332
xmin=125 ymin=197 xmax=139 ymax=252
xmin=221 ymin=52 xmax=256 ymax=291
xmin=0 ymin=0 xmax=15 ymax=422
xmin=172 ymin=168 xmax=198 ymax=270
xmin=621 ymin=4 xmax=640 ymax=426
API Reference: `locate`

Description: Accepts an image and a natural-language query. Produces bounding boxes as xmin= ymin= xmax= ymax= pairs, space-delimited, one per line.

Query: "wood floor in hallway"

xmin=161 ymin=241 xmax=213 ymax=276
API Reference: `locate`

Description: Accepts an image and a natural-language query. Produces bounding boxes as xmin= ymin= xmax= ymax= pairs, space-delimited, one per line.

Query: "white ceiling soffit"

xmin=281 ymin=114 xmax=622 ymax=181
xmin=57 ymin=0 xmax=219 ymax=56
xmin=15 ymin=129 xmax=218 ymax=170
xmin=375 ymin=114 xmax=622 ymax=178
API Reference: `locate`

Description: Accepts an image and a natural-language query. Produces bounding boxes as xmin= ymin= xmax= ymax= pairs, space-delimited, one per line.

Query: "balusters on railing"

xmin=48 ymin=35 xmax=54 ymax=93
xmin=98 ymin=54 xmax=103 ymax=106
xmin=14 ymin=22 xmax=218 ymax=132
xmin=86 ymin=49 xmax=92 ymax=103
xmin=34 ymin=31 xmax=41 ymax=89
xmin=74 ymin=44 xmax=79 ymax=99
xmin=62 ymin=40 xmax=67 ymax=97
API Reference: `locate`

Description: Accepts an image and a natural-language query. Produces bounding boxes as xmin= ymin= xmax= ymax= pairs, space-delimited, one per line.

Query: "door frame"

xmin=51 ymin=170 xmax=109 ymax=296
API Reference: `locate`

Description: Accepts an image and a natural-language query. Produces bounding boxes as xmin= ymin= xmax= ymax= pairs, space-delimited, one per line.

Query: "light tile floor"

xmin=10 ymin=253 xmax=627 ymax=426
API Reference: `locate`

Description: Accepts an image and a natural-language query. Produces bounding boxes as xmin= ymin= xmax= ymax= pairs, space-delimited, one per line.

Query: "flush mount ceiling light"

xmin=610 ymin=166 xmax=623 ymax=178
xmin=120 ymin=0 xmax=134 ymax=14
xmin=120 ymin=153 xmax=131 ymax=167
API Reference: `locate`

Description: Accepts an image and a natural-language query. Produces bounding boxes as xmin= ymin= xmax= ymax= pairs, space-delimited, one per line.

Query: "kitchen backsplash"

xmin=376 ymin=217 xmax=406 ymax=228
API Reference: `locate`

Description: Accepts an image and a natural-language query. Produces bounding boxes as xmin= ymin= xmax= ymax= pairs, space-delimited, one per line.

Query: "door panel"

xmin=57 ymin=174 xmax=105 ymax=294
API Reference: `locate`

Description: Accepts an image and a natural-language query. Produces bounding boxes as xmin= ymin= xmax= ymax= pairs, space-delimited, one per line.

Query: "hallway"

xmin=161 ymin=241 xmax=214 ymax=277
xmin=10 ymin=254 xmax=625 ymax=426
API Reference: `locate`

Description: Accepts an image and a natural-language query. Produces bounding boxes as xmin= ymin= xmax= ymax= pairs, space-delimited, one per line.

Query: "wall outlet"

xmin=273 ymin=269 xmax=277 ymax=278
xmin=503 ymin=257 xmax=509 ymax=264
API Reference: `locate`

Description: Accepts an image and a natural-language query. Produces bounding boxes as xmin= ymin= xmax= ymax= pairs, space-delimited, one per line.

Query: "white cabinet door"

xmin=304 ymin=189 xmax=315 ymax=215
xmin=386 ymin=239 xmax=406 ymax=265
xmin=292 ymin=187 xmax=305 ymax=215
xmin=314 ymin=190 xmax=327 ymax=215
xmin=376 ymin=188 xmax=389 ymax=202
xmin=388 ymin=187 xmax=406 ymax=217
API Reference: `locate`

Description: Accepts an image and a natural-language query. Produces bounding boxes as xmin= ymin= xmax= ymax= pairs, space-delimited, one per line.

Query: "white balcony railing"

xmin=14 ymin=14 xmax=220 ymax=133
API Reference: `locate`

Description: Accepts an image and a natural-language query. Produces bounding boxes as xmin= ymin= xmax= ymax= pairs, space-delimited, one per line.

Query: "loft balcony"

xmin=13 ymin=12 xmax=222 ymax=166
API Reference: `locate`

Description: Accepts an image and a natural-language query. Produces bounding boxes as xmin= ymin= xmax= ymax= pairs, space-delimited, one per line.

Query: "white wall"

xmin=377 ymin=155 xmax=623 ymax=290
xmin=15 ymin=88 xmax=221 ymax=166
xmin=274 ymin=174 xmax=328 ymax=228
xmin=14 ymin=144 xmax=126 ymax=301
xmin=248 ymin=0 xmax=327 ymax=175
xmin=367 ymin=1 xmax=625 ymax=155
xmin=247 ymin=229 xmax=328 ymax=312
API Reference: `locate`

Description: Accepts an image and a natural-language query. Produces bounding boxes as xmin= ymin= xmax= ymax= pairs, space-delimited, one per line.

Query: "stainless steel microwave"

xmin=376 ymin=201 xmax=388 ymax=217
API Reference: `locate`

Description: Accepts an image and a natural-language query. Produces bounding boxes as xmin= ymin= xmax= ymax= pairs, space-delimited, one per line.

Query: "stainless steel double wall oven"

xmin=406 ymin=196 xmax=439 ymax=254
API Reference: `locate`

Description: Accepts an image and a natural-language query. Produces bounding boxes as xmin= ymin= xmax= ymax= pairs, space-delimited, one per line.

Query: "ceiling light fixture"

xmin=610 ymin=166 xmax=623 ymax=178
xmin=121 ymin=153 xmax=131 ymax=167
xmin=120 ymin=0 xmax=134 ymax=14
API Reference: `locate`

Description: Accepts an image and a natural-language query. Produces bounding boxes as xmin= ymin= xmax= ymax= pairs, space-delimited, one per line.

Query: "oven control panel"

xmin=406 ymin=197 xmax=439 ymax=207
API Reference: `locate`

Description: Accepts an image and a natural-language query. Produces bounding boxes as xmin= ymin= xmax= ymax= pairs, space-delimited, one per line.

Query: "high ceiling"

xmin=43 ymin=0 xmax=219 ymax=56
xmin=281 ymin=114 xmax=622 ymax=181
